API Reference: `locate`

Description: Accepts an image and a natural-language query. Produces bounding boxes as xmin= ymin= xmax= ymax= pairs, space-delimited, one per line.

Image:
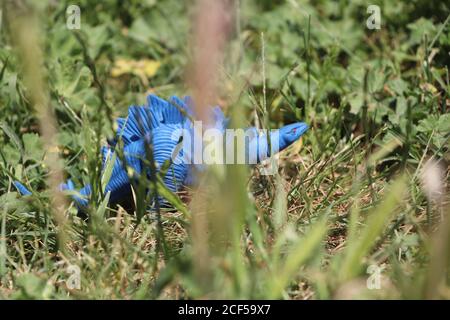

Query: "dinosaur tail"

xmin=13 ymin=179 xmax=91 ymax=209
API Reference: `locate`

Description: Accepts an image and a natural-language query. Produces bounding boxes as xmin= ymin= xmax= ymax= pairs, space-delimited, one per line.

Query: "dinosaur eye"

xmin=291 ymin=128 xmax=297 ymax=135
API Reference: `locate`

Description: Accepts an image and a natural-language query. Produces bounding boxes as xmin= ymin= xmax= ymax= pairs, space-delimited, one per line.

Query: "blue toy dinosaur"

xmin=14 ymin=94 xmax=308 ymax=209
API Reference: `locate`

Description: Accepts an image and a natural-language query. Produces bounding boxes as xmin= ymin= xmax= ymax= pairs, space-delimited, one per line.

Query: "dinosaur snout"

xmin=281 ymin=122 xmax=309 ymax=145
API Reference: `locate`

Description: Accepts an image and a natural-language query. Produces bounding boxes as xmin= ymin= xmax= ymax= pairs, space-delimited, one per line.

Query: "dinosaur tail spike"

xmin=13 ymin=181 xmax=32 ymax=196
xmin=60 ymin=179 xmax=91 ymax=208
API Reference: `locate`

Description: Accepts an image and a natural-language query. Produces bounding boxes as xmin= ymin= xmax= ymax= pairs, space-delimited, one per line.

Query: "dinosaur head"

xmin=279 ymin=122 xmax=309 ymax=150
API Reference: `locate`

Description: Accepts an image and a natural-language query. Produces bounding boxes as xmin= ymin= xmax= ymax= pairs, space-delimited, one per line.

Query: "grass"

xmin=0 ymin=0 xmax=449 ymax=299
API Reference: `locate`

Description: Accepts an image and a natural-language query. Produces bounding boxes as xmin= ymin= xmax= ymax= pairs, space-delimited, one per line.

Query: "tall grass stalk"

xmin=187 ymin=0 xmax=233 ymax=296
xmin=5 ymin=1 xmax=69 ymax=254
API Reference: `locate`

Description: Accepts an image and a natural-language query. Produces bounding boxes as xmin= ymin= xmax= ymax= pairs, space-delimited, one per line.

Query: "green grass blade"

xmin=339 ymin=176 xmax=407 ymax=282
xmin=268 ymin=214 xmax=328 ymax=298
